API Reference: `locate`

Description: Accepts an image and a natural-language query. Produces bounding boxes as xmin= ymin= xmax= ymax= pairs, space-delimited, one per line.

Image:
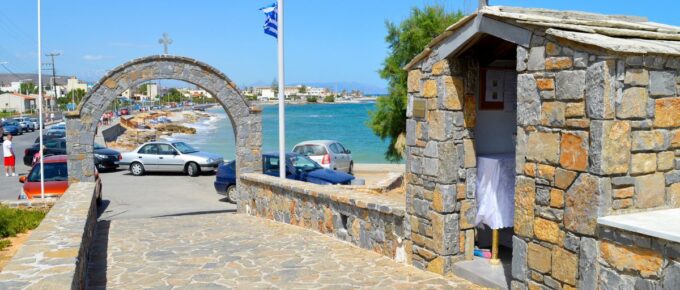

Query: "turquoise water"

xmin=163 ymin=103 xmax=398 ymax=163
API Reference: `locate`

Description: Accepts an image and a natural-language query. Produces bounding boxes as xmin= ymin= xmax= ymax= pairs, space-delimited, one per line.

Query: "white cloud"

xmin=83 ymin=54 xmax=106 ymax=61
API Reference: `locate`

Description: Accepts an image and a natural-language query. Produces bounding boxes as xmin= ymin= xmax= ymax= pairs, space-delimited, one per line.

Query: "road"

xmin=0 ymin=128 xmax=43 ymax=201
xmin=97 ymin=169 xmax=234 ymax=220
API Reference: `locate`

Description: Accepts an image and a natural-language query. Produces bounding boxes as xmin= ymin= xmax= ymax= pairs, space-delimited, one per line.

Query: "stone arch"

xmin=64 ymin=55 xmax=261 ymax=184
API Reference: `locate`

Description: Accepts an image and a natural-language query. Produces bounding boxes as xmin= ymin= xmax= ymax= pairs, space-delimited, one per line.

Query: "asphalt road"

xmin=97 ymin=169 xmax=235 ymax=220
xmin=0 ymin=128 xmax=43 ymax=201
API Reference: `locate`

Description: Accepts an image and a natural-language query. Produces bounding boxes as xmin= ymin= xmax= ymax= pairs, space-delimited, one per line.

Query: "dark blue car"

xmin=215 ymin=153 xmax=355 ymax=202
xmin=2 ymin=121 xmax=21 ymax=136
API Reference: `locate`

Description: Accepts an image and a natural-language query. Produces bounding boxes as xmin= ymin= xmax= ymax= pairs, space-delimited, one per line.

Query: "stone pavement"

xmin=87 ymin=213 xmax=479 ymax=289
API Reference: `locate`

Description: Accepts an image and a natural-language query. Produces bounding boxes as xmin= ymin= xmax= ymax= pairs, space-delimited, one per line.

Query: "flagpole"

xmin=37 ymin=0 xmax=45 ymax=202
xmin=277 ymin=0 xmax=285 ymax=179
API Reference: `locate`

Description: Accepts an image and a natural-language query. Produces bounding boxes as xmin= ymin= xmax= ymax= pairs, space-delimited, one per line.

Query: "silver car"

xmin=120 ymin=141 xmax=223 ymax=177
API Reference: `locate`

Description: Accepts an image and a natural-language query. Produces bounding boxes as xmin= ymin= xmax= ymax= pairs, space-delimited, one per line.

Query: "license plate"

xmin=114 ymin=161 xmax=119 ymax=165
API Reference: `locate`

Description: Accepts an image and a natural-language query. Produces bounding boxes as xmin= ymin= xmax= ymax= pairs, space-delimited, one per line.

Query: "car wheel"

xmin=349 ymin=162 xmax=354 ymax=175
xmin=226 ymin=185 xmax=237 ymax=204
xmin=186 ymin=162 xmax=200 ymax=177
xmin=130 ymin=162 xmax=145 ymax=176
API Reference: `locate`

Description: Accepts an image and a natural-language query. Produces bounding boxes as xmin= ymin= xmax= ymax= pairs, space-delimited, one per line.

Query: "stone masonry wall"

xmin=406 ymin=32 xmax=680 ymax=288
xmin=239 ymin=173 xmax=407 ymax=261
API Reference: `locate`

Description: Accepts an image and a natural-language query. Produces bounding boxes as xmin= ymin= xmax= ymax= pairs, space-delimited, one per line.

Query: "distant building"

xmin=0 ymin=93 xmax=36 ymax=113
xmin=145 ymin=83 xmax=158 ymax=98
xmin=252 ymin=85 xmax=332 ymax=100
xmin=66 ymin=77 xmax=88 ymax=94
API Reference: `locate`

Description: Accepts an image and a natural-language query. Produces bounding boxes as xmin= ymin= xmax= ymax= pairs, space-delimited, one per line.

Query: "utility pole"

xmin=44 ymin=52 xmax=60 ymax=111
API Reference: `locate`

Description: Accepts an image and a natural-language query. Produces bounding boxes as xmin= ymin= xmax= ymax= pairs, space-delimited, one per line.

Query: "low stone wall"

xmin=0 ymin=182 xmax=99 ymax=290
xmin=590 ymin=226 xmax=680 ymax=289
xmin=238 ymin=173 xmax=407 ymax=261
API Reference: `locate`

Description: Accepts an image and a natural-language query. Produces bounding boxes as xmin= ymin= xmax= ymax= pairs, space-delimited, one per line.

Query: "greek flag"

xmin=260 ymin=2 xmax=278 ymax=38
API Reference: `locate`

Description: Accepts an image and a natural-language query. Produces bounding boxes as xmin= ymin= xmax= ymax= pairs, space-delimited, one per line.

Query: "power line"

xmin=45 ymin=52 xmax=60 ymax=111
xmin=0 ymin=62 xmax=23 ymax=80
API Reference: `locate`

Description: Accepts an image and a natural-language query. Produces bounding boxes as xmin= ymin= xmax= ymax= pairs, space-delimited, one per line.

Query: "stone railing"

xmin=239 ymin=173 xmax=407 ymax=261
xmin=0 ymin=182 xmax=99 ymax=290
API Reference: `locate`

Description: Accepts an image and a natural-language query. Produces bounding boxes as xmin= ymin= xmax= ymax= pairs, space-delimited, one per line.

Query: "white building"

xmin=66 ymin=77 xmax=88 ymax=94
xmin=0 ymin=93 xmax=36 ymax=113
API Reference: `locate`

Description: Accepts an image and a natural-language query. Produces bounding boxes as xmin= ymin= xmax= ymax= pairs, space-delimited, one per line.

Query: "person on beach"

xmin=3 ymin=134 xmax=15 ymax=177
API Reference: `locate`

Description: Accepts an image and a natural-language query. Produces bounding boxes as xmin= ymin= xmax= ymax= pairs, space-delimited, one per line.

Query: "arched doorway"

xmin=64 ymin=55 xmax=262 ymax=192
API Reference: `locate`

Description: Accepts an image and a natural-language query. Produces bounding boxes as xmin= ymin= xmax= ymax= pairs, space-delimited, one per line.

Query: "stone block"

xmin=565 ymin=102 xmax=585 ymax=118
xmin=545 ymin=42 xmax=560 ymax=55
xmin=631 ymin=153 xmax=658 ymax=175
xmin=564 ymin=174 xmax=611 ymax=235
xmin=557 ymin=70 xmax=586 ymax=101
xmin=625 ymin=68 xmax=650 ymax=86
xmin=517 ymin=74 xmax=541 ymax=126
xmin=524 ymin=163 xmax=536 ymax=177
xmin=423 ymin=80 xmax=437 ymax=98
xmin=554 ymin=168 xmax=577 ymax=190
xmin=650 ymin=71 xmax=677 ymax=96
xmin=432 ymin=184 xmax=456 ymax=213
xmin=546 ymin=57 xmax=573 ymax=70
xmin=590 ymin=120 xmax=631 ymax=175
xmin=662 ymin=260 xmax=680 ymax=290
xmin=560 ymin=131 xmax=589 ymax=172
xmin=599 ymin=267 xmax=635 ymax=289
xmin=536 ymin=187 xmax=550 ymax=206
xmin=534 ymin=218 xmax=560 ymax=244
xmin=407 ymin=70 xmax=422 ymax=93
xmin=564 ymin=232 xmax=580 ymax=252
xmin=463 ymin=94 xmax=476 ymax=128
xmin=540 ymin=102 xmax=566 ymax=127
xmin=440 ymin=76 xmax=463 ymax=110
xmin=432 ymin=60 xmax=448 ymax=76
xmin=515 ymin=176 xmax=536 ymax=238
xmin=528 ymin=47 xmax=545 ymax=71
xmin=550 ymin=189 xmax=564 ymax=208
xmin=536 ymin=78 xmax=554 ymax=90
xmin=537 ymin=164 xmax=555 ymax=183
xmin=669 ymin=183 xmax=680 ymax=207
xmin=517 ymin=46 xmax=528 ymax=72
xmin=613 ymin=187 xmax=635 ymax=199
xmin=632 ymin=130 xmax=669 ymax=152
xmin=428 ymin=111 xmax=454 ymax=141
xmin=671 ymin=130 xmax=680 ymax=149
xmin=463 ymin=139 xmax=476 ymax=168
xmin=654 ymin=98 xmax=680 ymax=128
xmin=586 ymin=61 xmax=615 ymax=119
xmin=635 ymin=173 xmax=666 ymax=208
xmin=459 ymin=200 xmax=476 ymax=230
xmin=552 ymin=247 xmax=578 ymax=286
xmin=617 ymin=87 xmax=649 ymax=119
xmin=431 ymin=213 xmax=458 ymax=256
xmin=527 ymin=243 xmax=551 ymax=273
xmin=613 ymin=199 xmax=633 ymax=209
xmin=512 ymin=236 xmax=528 ymax=282
xmin=527 ymin=131 xmax=560 ymax=165
xmin=579 ymin=237 xmax=599 ymax=290
xmin=574 ymin=52 xmax=588 ymax=68
xmin=600 ymin=240 xmax=662 ymax=278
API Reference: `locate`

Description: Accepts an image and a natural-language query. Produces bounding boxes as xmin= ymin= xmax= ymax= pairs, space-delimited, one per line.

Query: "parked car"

xmin=34 ymin=129 xmax=66 ymax=143
xmin=120 ymin=141 xmax=223 ymax=177
xmin=14 ymin=117 xmax=36 ymax=132
xmin=292 ymin=140 xmax=354 ymax=174
xmin=23 ymin=138 xmax=121 ymax=171
xmin=18 ymin=155 xmax=102 ymax=203
xmin=29 ymin=117 xmax=41 ymax=129
xmin=51 ymin=122 xmax=66 ymax=130
xmin=119 ymin=108 xmax=130 ymax=115
xmin=2 ymin=120 xmax=22 ymax=135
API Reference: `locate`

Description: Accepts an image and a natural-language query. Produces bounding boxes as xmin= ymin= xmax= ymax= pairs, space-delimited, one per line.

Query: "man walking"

xmin=3 ymin=134 xmax=15 ymax=177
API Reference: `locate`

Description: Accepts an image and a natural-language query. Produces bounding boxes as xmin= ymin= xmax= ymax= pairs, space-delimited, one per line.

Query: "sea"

xmin=162 ymin=102 xmax=400 ymax=164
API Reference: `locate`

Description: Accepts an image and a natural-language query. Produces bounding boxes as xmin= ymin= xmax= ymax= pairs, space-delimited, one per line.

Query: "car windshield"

xmin=4 ymin=121 xmax=18 ymax=126
xmin=172 ymin=142 xmax=198 ymax=154
xmin=290 ymin=155 xmax=322 ymax=172
xmin=94 ymin=143 xmax=106 ymax=150
xmin=293 ymin=144 xmax=327 ymax=156
xmin=28 ymin=162 xmax=68 ymax=182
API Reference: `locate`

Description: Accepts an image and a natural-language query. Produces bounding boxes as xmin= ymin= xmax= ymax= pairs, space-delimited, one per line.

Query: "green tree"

xmin=298 ymin=85 xmax=307 ymax=94
xmin=19 ymin=82 xmax=38 ymax=94
xmin=58 ymin=88 xmax=87 ymax=110
xmin=306 ymin=96 xmax=318 ymax=103
xmin=165 ymin=88 xmax=185 ymax=103
xmin=323 ymin=95 xmax=335 ymax=103
xmin=368 ymin=5 xmax=464 ymax=162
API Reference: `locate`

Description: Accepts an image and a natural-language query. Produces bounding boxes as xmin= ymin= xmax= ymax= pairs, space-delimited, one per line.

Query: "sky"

xmin=0 ymin=0 xmax=679 ymax=94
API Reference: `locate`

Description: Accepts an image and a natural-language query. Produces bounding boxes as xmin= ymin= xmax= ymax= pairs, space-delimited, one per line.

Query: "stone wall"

xmin=65 ymin=55 xmax=262 ymax=183
xmin=238 ymin=173 xmax=407 ymax=261
xmin=595 ymin=226 xmax=680 ymax=289
xmin=0 ymin=182 xmax=99 ymax=289
xmin=405 ymin=30 xmax=680 ymax=288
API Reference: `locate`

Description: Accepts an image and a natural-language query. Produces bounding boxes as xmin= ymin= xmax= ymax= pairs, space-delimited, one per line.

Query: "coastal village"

xmin=0 ymin=1 xmax=680 ymax=289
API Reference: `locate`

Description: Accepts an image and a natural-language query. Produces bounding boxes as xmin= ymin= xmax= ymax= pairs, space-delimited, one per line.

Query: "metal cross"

xmin=158 ymin=33 xmax=173 ymax=55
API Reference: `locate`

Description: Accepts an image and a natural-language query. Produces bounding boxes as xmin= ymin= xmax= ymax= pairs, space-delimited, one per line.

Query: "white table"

xmin=475 ymin=153 xmax=516 ymax=229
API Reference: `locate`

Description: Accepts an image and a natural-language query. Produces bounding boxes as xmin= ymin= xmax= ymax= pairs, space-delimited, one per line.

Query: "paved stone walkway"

xmin=87 ymin=213 xmax=478 ymax=289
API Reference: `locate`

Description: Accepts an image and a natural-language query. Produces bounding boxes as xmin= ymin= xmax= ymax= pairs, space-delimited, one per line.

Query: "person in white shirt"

xmin=3 ymin=134 xmax=15 ymax=177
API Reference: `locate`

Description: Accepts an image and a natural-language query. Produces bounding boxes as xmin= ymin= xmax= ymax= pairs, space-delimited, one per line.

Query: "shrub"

xmin=323 ymin=95 xmax=335 ymax=103
xmin=0 ymin=206 xmax=47 ymax=238
xmin=306 ymin=96 xmax=318 ymax=103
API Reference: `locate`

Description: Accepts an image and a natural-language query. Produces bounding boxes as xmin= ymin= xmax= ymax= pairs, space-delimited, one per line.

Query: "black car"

xmin=23 ymin=138 xmax=121 ymax=171
xmin=34 ymin=130 xmax=66 ymax=143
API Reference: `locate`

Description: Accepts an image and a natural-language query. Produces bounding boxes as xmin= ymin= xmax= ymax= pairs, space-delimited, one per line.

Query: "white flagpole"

xmin=37 ymin=0 xmax=45 ymax=201
xmin=277 ymin=0 xmax=285 ymax=178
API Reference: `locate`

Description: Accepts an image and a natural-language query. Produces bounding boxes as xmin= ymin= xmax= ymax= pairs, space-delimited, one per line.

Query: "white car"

xmin=292 ymin=140 xmax=353 ymax=174
xmin=120 ymin=141 xmax=224 ymax=177
xmin=13 ymin=117 xmax=35 ymax=132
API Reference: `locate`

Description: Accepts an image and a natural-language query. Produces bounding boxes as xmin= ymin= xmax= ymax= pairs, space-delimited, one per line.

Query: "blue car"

xmin=215 ymin=153 xmax=355 ymax=202
xmin=2 ymin=121 xmax=21 ymax=136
